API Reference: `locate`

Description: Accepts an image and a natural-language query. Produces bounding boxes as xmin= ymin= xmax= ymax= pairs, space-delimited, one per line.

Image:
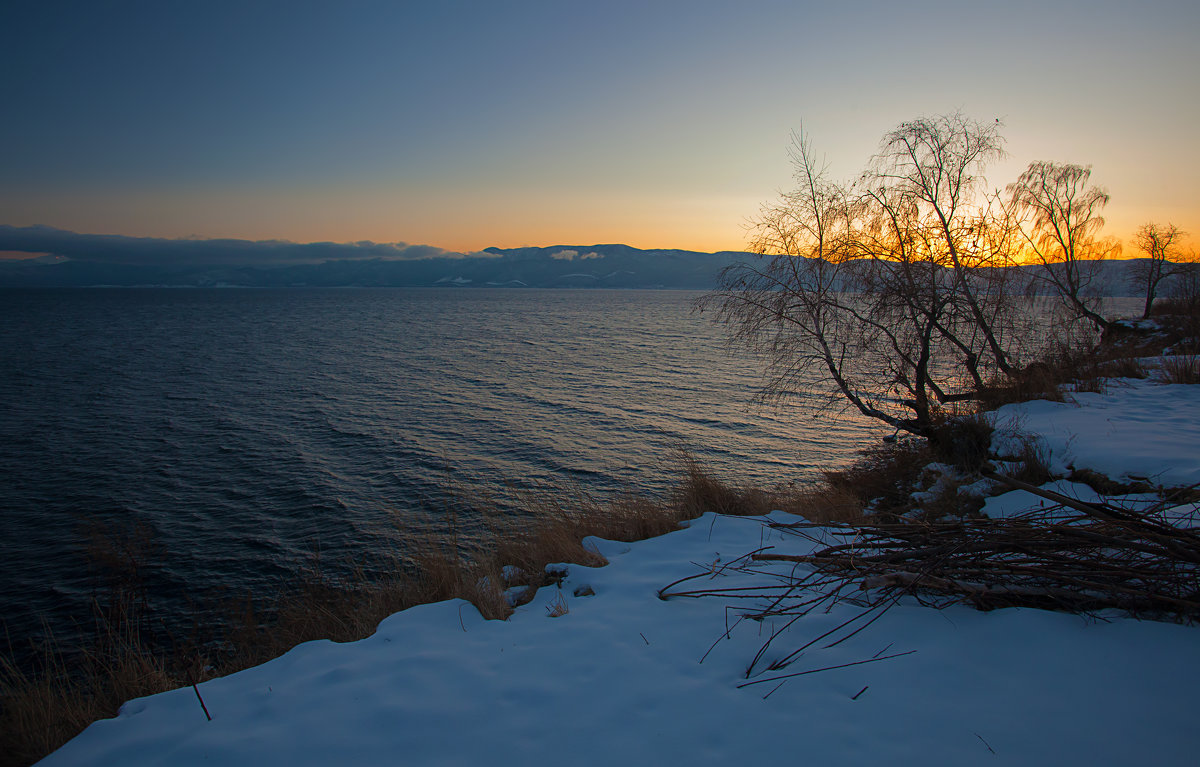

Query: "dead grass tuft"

xmin=670 ymin=453 xmax=777 ymax=518
xmin=0 ymin=604 xmax=184 ymax=767
xmin=824 ymin=439 xmax=934 ymax=518
xmin=669 ymin=451 xmax=868 ymax=525
xmin=1008 ymin=438 xmax=1054 ymax=486
xmin=976 ymin=340 xmax=1153 ymax=411
xmin=544 ymin=593 xmax=569 ymax=618
xmin=975 ymin=361 xmax=1067 ymax=410
xmin=1098 ymin=356 xmax=1148 ymax=380
xmin=767 ymin=485 xmax=866 ymax=525
xmin=931 ymin=413 xmax=994 ymax=471
xmin=1158 ymin=354 xmax=1200 ymax=385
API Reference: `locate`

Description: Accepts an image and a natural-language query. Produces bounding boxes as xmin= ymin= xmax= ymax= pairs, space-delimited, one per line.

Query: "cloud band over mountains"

xmin=0 ymin=226 xmax=480 ymax=266
xmin=0 ymin=226 xmax=751 ymax=289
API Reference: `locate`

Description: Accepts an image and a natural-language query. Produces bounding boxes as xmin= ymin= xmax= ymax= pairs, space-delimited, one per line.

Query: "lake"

xmin=0 ymin=288 xmax=884 ymax=661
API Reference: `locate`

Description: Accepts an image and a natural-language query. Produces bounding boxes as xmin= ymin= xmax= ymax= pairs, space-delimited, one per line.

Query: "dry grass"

xmin=213 ymin=550 xmax=516 ymax=674
xmin=666 ymin=451 xmax=866 ymax=525
xmin=766 ymin=485 xmax=865 ymax=525
xmin=0 ymin=600 xmax=183 ymax=767
xmin=975 ymin=361 xmax=1068 ymax=410
xmin=0 ymin=452 xmax=801 ymax=766
xmin=1158 ymin=354 xmax=1200 ymax=385
xmin=1007 ymin=438 xmax=1055 ymax=487
xmin=975 ymin=339 xmax=1153 ymax=410
xmin=10 ymin=302 xmax=1194 ymax=765
xmin=823 ymin=439 xmax=935 ymax=518
xmin=1098 ymin=356 xmax=1149 ymax=380
xmin=544 ymin=593 xmax=570 ymax=618
xmin=1 ymin=451 xmax=877 ymax=767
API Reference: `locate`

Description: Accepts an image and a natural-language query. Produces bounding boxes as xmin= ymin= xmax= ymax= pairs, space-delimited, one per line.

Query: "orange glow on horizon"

xmin=1 ymin=181 xmax=1192 ymax=258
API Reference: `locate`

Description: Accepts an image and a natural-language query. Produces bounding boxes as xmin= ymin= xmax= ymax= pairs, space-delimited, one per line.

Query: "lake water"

xmin=0 ymin=288 xmax=884 ymax=661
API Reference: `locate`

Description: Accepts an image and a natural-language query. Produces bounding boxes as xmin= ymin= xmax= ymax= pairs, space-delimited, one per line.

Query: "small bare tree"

xmin=1007 ymin=162 xmax=1119 ymax=330
xmin=1165 ymin=258 xmax=1200 ymax=313
xmin=1131 ymin=222 xmax=1188 ymax=318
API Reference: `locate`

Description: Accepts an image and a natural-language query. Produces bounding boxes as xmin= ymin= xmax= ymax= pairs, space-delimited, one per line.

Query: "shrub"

xmin=976 ymin=335 xmax=1154 ymax=410
xmin=931 ymin=413 xmax=994 ymax=471
xmin=1097 ymin=356 xmax=1148 ymax=379
xmin=1153 ymin=263 xmax=1200 ymax=320
xmin=975 ymin=361 xmax=1066 ymax=410
xmin=824 ymin=438 xmax=934 ymax=518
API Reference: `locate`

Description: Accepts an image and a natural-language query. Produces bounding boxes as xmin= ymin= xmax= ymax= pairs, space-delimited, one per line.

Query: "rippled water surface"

xmin=0 ymin=288 xmax=882 ymax=655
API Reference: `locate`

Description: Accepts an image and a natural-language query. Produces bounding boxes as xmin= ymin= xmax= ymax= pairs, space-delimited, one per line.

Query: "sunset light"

xmin=3 ymin=4 xmax=1200 ymax=764
xmin=2 ymin=1 xmax=1195 ymax=255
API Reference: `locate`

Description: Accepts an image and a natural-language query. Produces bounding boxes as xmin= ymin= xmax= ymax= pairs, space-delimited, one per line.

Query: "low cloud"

xmin=0 ymin=225 xmax=485 ymax=267
xmin=549 ymin=249 xmax=601 ymax=261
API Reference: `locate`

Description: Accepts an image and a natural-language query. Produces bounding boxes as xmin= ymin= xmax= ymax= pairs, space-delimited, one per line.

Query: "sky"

xmin=2 ymin=0 xmax=1197 ymax=255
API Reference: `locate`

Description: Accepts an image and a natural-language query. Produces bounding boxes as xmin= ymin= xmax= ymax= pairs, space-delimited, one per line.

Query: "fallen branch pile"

xmin=659 ymin=478 xmax=1200 ymax=681
xmin=754 ymin=475 xmax=1200 ymax=623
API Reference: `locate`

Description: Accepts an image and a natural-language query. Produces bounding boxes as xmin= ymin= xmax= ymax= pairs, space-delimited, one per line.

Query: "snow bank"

xmin=992 ymin=378 xmax=1200 ymax=487
xmin=44 ymin=515 xmax=1200 ymax=766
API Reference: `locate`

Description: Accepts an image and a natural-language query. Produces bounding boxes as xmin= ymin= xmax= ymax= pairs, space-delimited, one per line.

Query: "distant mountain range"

xmin=0 ymin=243 xmax=747 ymax=289
xmin=0 ymin=225 xmax=1158 ymax=295
xmin=0 ymin=226 xmax=746 ymax=289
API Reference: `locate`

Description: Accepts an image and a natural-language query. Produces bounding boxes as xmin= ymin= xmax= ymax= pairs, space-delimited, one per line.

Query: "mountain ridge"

xmin=0 ymin=225 xmax=1168 ymax=294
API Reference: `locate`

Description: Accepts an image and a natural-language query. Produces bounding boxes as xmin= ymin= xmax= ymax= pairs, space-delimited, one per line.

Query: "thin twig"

xmin=738 ymin=650 xmax=917 ymax=688
xmin=974 ymin=732 xmax=996 ymax=755
xmin=192 ymin=683 xmax=212 ymax=722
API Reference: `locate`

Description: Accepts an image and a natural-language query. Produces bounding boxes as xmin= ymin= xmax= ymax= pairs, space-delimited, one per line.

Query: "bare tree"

xmin=703 ymin=116 xmax=1026 ymax=439
xmin=1131 ymin=222 xmax=1188 ymax=318
xmin=1164 ymin=257 xmax=1200 ymax=312
xmin=701 ymin=132 xmax=913 ymax=430
xmin=1007 ymin=162 xmax=1119 ymax=330
xmin=866 ymin=113 xmax=1017 ymax=377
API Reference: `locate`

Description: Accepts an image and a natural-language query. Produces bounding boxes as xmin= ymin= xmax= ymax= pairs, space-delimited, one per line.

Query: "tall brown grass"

xmin=1 ymin=452 xmax=837 ymax=767
xmin=0 ymin=598 xmax=182 ymax=767
xmin=1158 ymin=354 xmax=1200 ymax=385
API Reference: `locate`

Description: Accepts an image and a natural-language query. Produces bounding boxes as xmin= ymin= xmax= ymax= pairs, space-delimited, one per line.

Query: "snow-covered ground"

xmin=992 ymin=377 xmax=1200 ymax=488
xmin=42 ymin=376 xmax=1200 ymax=766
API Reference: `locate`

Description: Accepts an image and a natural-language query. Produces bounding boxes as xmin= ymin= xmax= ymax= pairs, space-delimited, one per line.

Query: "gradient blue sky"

xmin=2 ymin=0 xmax=1197 ymax=253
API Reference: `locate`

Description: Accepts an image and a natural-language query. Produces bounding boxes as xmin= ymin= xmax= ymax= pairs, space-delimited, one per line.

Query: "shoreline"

xmin=6 ymin=316 xmax=1199 ymax=766
xmin=33 ymin=362 xmax=1200 ymax=764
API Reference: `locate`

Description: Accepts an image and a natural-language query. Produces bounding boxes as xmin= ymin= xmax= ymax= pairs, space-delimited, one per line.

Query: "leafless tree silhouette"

xmin=703 ymin=115 xmax=1030 ymax=438
xmin=1007 ymin=161 xmax=1119 ymax=330
xmin=1131 ymin=222 xmax=1189 ymax=319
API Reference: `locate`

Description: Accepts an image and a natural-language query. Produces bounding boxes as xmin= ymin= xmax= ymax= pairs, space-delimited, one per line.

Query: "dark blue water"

xmin=0 ymin=288 xmax=881 ymax=658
